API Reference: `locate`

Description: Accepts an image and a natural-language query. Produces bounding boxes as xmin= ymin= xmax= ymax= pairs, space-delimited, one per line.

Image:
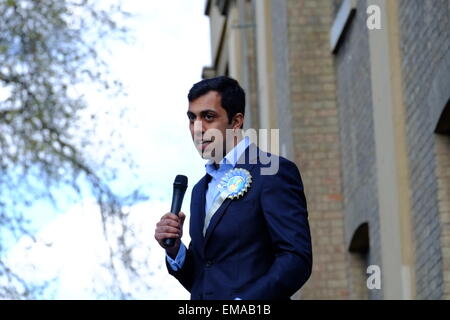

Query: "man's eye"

xmin=205 ymin=114 xmax=214 ymax=121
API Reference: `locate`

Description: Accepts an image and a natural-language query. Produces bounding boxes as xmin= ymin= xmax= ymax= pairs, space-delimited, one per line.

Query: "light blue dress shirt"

xmin=166 ymin=137 xmax=250 ymax=271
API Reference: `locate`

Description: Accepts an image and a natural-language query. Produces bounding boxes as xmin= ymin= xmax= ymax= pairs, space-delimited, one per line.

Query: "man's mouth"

xmin=195 ymin=139 xmax=214 ymax=145
xmin=195 ymin=139 xmax=214 ymax=151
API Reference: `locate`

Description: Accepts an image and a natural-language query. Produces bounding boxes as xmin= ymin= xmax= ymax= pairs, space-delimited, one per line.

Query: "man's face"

xmin=187 ymin=90 xmax=234 ymax=161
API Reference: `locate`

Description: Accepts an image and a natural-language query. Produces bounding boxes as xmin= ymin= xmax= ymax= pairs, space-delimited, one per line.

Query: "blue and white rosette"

xmin=203 ymin=168 xmax=252 ymax=235
xmin=219 ymin=168 xmax=252 ymax=200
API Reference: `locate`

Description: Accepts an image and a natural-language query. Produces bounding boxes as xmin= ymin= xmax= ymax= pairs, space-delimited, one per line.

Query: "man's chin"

xmin=199 ymin=152 xmax=211 ymax=160
xmin=196 ymin=144 xmax=223 ymax=162
xmin=198 ymin=150 xmax=215 ymax=161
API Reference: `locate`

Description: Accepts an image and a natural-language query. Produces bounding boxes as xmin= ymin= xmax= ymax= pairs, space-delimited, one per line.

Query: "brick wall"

xmin=283 ymin=0 xmax=349 ymax=299
xmin=398 ymin=0 xmax=449 ymax=300
xmin=348 ymin=251 xmax=369 ymax=299
xmin=435 ymin=135 xmax=450 ymax=299
xmin=204 ymin=0 xmax=450 ymax=300
xmin=333 ymin=0 xmax=382 ymax=300
xmin=271 ymin=0 xmax=295 ymax=160
xmin=243 ymin=0 xmax=259 ymax=131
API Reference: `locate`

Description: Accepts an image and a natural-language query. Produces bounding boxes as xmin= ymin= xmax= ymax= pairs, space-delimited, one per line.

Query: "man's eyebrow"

xmin=200 ymin=109 xmax=217 ymax=116
xmin=187 ymin=111 xmax=196 ymax=118
xmin=187 ymin=109 xmax=217 ymax=118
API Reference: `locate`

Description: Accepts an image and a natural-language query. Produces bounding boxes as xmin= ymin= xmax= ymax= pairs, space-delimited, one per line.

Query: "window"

xmin=435 ymin=99 xmax=450 ymax=134
xmin=329 ymin=0 xmax=357 ymax=53
xmin=348 ymin=222 xmax=369 ymax=299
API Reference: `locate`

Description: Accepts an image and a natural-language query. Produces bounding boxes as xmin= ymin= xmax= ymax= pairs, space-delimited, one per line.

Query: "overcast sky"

xmin=6 ymin=0 xmax=211 ymax=299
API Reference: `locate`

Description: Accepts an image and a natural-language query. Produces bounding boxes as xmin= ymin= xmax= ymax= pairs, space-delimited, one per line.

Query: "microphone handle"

xmin=170 ymin=191 xmax=184 ymax=215
xmin=163 ymin=237 xmax=176 ymax=248
xmin=163 ymin=190 xmax=184 ymax=247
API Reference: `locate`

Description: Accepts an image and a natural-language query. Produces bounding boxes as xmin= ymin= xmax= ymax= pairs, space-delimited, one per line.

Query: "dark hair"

xmin=187 ymin=76 xmax=245 ymax=124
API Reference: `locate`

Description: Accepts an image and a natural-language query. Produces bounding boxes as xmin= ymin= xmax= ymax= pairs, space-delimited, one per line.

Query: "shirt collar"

xmin=205 ymin=136 xmax=250 ymax=175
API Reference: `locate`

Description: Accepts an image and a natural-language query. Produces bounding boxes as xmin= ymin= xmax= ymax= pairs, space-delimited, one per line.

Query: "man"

xmin=154 ymin=76 xmax=312 ymax=300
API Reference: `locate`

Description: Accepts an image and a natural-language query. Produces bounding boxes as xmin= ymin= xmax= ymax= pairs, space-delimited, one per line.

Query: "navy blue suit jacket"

xmin=167 ymin=144 xmax=312 ymax=300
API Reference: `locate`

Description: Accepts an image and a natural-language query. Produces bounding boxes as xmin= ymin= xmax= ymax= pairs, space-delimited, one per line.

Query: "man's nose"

xmin=193 ymin=120 xmax=204 ymax=137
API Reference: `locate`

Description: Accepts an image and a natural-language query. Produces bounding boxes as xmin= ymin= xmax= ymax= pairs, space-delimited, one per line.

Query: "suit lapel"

xmin=191 ymin=174 xmax=210 ymax=249
xmin=203 ymin=143 xmax=259 ymax=246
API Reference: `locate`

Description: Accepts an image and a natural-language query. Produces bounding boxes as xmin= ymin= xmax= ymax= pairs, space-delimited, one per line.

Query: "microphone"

xmin=163 ymin=174 xmax=188 ymax=247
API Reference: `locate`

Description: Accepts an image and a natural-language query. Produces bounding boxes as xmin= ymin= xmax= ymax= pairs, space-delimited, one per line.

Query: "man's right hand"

xmin=154 ymin=212 xmax=186 ymax=259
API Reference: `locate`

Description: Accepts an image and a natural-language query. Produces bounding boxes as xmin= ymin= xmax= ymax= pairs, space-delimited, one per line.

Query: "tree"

xmin=0 ymin=0 xmax=144 ymax=298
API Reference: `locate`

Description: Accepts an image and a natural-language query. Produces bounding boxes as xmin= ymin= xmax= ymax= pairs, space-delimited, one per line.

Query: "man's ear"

xmin=232 ymin=113 xmax=244 ymax=129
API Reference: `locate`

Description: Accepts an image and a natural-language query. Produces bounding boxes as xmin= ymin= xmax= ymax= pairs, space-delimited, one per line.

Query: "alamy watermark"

xmin=367 ymin=265 xmax=381 ymax=290
xmin=366 ymin=5 xmax=382 ymax=30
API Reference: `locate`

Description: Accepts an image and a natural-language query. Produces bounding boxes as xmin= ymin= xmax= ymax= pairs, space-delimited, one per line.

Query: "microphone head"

xmin=173 ymin=175 xmax=188 ymax=191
